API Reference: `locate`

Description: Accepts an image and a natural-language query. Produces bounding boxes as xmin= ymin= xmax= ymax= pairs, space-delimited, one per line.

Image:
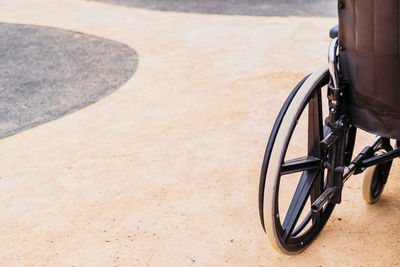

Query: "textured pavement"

xmin=88 ymin=0 xmax=337 ymax=17
xmin=0 ymin=23 xmax=137 ymax=138
xmin=0 ymin=0 xmax=399 ymax=266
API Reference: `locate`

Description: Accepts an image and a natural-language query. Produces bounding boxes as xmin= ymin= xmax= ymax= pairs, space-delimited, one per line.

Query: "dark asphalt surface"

xmin=89 ymin=0 xmax=337 ymax=17
xmin=0 ymin=23 xmax=138 ymax=139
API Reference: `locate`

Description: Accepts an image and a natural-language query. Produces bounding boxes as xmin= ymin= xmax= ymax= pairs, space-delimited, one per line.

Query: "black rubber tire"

xmin=259 ymin=67 xmax=335 ymax=254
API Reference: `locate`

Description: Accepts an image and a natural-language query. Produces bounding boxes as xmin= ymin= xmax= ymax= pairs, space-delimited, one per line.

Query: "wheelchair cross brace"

xmin=343 ymin=136 xmax=400 ymax=182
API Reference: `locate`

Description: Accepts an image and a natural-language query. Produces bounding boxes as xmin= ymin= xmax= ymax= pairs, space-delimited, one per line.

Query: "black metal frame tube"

xmin=362 ymin=148 xmax=400 ymax=168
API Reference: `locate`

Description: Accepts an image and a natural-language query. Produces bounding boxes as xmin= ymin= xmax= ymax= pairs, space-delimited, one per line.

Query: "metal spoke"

xmin=308 ymin=86 xmax=323 ymax=156
xmin=281 ymin=156 xmax=321 ymax=175
xmin=282 ymin=169 xmax=319 ymax=242
xmin=308 ymin=87 xmax=324 ymax=223
xmin=292 ymin=211 xmax=312 ymax=237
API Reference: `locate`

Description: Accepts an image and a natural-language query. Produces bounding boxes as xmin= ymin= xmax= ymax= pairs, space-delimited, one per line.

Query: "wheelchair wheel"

xmin=259 ymin=67 xmax=334 ymax=254
xmin=362 ymin=149 xmax=392 ymax=204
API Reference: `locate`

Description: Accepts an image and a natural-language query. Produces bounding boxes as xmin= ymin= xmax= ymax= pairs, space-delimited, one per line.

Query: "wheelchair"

xmin=258 ymin=1 xmax=400 ymax=254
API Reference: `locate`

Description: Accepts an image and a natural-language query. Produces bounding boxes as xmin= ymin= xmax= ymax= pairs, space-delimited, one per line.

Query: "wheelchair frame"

xmin=258 ymin=34 xmax=400 ymax=254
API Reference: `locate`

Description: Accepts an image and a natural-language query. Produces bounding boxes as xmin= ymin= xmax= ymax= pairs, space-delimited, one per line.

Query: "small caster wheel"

xmin=362 ymin=150 xmax=392 ymax=204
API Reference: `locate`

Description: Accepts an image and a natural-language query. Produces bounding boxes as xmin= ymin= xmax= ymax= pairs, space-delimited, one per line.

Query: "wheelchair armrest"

xmin=329 ymin=25 xmax=338 ymax=39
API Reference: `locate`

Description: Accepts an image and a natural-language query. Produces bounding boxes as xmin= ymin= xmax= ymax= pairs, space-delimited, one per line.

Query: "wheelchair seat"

xmin=339 ymin=0 xmax=400 ymax=139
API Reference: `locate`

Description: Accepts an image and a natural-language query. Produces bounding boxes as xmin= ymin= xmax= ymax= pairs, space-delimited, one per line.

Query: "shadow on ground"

xmin=0 ymin=23 xmax=138 ymax=138
xmin=88 ymin=0 xmax=337 ymax=17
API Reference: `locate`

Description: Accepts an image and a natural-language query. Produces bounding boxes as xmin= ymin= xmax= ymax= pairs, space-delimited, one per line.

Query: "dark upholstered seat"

xmin=338 ymin=0 xmax=400 ymax=139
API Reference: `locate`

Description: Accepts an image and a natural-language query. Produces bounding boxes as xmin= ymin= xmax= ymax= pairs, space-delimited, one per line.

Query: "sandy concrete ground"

xmin=0 ymin=0 xmax=399 ymax=265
